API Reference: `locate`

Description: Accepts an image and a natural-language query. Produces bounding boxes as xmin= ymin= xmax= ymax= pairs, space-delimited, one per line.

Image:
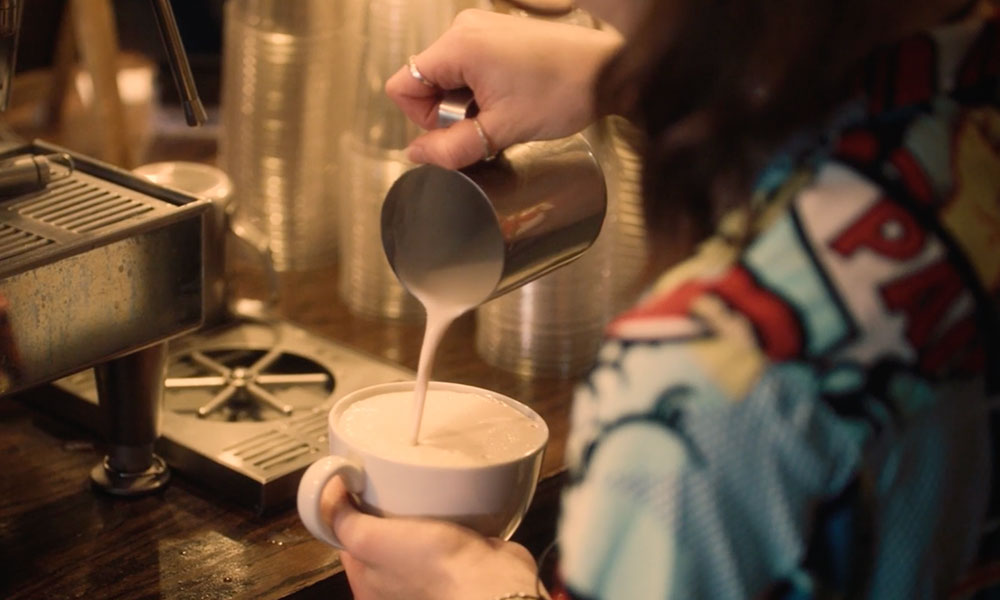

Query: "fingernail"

xmin=407 ymin=145 xmax=427 ymax=164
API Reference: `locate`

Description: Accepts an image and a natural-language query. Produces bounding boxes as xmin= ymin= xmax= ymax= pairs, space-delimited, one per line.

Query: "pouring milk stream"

xmin=406 ymin=263 xmax=502 ymax=443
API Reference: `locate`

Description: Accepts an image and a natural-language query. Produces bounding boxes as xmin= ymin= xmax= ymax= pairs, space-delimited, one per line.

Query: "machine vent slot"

xmin=222 ymin=429 xmax=321 ymax=474
xmin=288 ymin=411 xmax=328 ymax=440
xmin=8 ymin=178 xmax=154 ymax=234
xmin=0 ymin=223 xmax=54 ymax=261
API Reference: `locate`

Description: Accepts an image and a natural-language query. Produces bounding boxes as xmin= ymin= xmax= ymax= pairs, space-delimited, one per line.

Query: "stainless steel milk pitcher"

xmin=381 ymin=89 xmax=606 ymax=309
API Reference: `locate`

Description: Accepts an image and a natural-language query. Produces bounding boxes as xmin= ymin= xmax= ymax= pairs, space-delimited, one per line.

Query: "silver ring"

xmin=407 ymin=55 xmax=437 ymax=88
xmin=472 ymin=118 xmax=497 ymax=161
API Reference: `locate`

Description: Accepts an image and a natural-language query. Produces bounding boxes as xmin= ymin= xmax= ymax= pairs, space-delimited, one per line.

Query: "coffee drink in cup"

xmin=297 ymin=381 xmax=548 ymax=547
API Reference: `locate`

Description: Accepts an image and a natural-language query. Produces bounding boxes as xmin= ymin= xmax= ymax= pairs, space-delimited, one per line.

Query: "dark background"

xmin=17 ymin=0 xmax=225 ymax=105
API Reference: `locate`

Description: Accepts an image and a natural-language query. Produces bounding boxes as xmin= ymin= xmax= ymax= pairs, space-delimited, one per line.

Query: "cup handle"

xmin=296 ymin=456 xmax=366 ymax=549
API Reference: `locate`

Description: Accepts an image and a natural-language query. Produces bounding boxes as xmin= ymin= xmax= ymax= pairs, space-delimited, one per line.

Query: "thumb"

xmin=407 ymin=118 xmax=496 ymax=169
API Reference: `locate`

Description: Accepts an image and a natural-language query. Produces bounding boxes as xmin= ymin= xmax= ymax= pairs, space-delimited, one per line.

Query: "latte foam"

xmin=338 ymin=389 xmax=545 ymax=467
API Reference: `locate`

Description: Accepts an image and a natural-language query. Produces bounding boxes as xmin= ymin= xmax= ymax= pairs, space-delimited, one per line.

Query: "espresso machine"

xmin=0 ymin=0 xmax=211 ymax=495
xmin=0 ymin=1 xmax=415 ymax=513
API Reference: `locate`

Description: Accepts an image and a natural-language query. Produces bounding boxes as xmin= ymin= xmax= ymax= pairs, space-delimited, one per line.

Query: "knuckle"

xmin=452 ymin=8 xmax=484 ymax=27
xmin=450 ymin=9 xmax=488 ymax=46
xmin=445 ymin=24 xmax=473 ymax=49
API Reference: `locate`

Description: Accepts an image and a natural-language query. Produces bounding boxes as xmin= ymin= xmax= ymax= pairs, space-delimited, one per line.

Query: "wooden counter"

xmin=0 ymin=267 xmax=577 ymax=599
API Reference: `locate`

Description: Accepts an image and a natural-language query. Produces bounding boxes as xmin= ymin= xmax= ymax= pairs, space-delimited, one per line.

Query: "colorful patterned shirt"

xmin=558 ymin=8 xmax=1000 ymax=599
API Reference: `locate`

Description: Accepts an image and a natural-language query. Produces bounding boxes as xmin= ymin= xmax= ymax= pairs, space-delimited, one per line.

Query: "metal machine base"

xmin=90 ymin=454 xmax=171 ymax=496
xmin=52 ymin=318 xmax=412 ymax=514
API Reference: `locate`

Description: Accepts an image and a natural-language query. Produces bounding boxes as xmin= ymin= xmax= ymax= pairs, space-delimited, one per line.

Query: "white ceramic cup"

xmin=297 ymin=381 xmax=548 ymax=548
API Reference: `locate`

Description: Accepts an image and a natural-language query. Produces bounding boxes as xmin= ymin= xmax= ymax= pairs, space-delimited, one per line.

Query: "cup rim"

xmin=329 ymin=380 xmax=549 ymax=470
xmin=133 ymin=161 xmax=233 ymax=202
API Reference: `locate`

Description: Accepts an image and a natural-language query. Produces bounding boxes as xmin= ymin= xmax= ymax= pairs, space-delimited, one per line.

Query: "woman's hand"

xmin=321 ymin=477 xmax=547 ymax=600
xmin=385 ymin=9 xmax=622 ymax=169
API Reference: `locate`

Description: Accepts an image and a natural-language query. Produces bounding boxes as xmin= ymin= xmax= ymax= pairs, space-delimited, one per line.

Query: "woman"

xmin=320 ymin=0 xmax=1000 ymax=597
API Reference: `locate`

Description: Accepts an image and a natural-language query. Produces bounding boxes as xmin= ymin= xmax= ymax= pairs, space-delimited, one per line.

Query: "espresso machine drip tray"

xmin=51 ymin=319 xmax=413 ymax=514
xmin=164 ymin=335 xmax=335 ymax=422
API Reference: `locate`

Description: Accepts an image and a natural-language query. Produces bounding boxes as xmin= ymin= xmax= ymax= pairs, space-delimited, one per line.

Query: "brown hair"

xmin=596 ymin=0 xmax=971 ymax=266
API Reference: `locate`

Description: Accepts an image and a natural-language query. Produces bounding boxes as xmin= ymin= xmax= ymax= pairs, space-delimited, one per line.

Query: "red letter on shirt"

xmin=880 ymin=260 xmax=965 ymax=348
xmin=831 ymin=199 xmax=926 ymax=260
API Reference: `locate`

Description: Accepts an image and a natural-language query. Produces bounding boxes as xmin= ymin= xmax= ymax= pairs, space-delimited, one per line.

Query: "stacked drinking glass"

xmin=604 ymin=116 xmax=649 ymax=314
xmin=219 ymin=0 xmax=363 ymax=272
xmin=337 ymin=0 xmax=455 ymax=320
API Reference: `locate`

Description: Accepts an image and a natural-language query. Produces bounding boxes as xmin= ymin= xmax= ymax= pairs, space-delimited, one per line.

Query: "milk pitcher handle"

xmin=436 ymin=88 xmax=478 ymax=129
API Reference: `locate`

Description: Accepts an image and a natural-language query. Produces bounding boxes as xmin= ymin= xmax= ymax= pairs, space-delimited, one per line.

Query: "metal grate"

xmin=0 ymin=223 xmax=53 ymax=261
xmin=220 ymin=423 xmax=324 ymax=474
xmin=7 ymin=178 xmax=155 ymax=234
